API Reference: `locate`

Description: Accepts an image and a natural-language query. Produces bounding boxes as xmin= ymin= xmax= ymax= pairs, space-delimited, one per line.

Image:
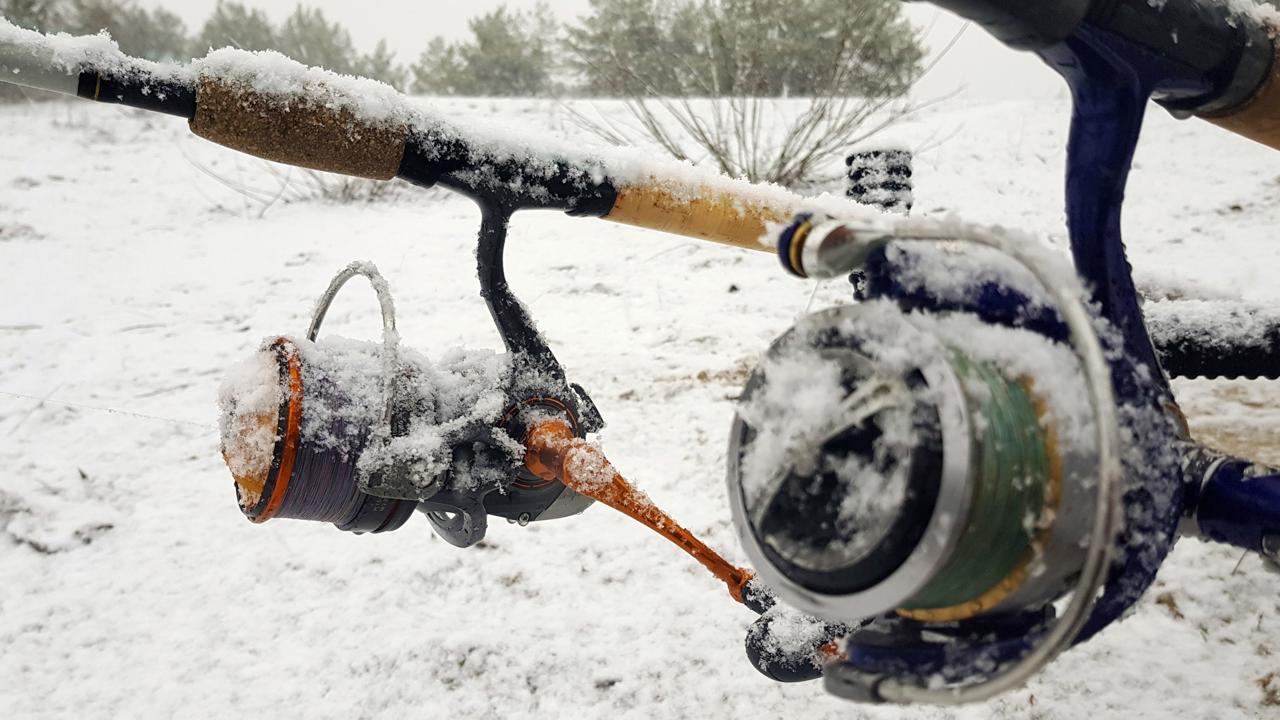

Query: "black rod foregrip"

xmin=0 ymin=20 xmax=196 ymax=118
xmin=75 ymin=71 xmax=196 ymax=119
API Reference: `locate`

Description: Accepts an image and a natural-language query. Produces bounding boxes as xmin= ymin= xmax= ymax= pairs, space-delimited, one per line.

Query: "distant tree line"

xmin=1 ymin=0 xmax=921 ymax=99
xmin=0 ymin=1 xmax=406 ymax=86
xmin=566 ymin=0 xmax=921 ymax=99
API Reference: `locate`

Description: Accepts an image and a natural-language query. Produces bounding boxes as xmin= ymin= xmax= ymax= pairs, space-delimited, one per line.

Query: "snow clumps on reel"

xmin=216 ymin=335 xmax=514 ymax=532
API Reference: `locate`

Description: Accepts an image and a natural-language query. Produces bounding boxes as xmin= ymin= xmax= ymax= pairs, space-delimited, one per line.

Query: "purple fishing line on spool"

xmin=274 ymin=435 xmax=367 ymax=525
xmin=227 ymin=338 xmax=416 ymax=533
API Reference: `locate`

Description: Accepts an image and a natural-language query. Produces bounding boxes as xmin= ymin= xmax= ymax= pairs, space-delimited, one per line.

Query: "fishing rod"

xmin=1 ymin=0 xmax=1278 ymax=707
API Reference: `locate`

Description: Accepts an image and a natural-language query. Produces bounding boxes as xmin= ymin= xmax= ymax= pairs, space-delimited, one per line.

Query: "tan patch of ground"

xmin=1192 ymin=425 xmax=1280 ymax=466
xmin=1176 ymin=378 xmax=1280 ymax=466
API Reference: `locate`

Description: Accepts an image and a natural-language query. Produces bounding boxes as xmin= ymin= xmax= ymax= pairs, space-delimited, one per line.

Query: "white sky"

xmin=136 ymin=0 xmax=1061 ymax=100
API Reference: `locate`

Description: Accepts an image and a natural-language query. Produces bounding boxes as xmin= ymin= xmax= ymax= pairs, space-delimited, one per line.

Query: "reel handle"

xmin=523 ymin=419 xmax=755 ymax=602
xmin=1183 ymin=448 xmax=1280 ymax=565
xmin=524 ymin=418 xmax=858 ymax=681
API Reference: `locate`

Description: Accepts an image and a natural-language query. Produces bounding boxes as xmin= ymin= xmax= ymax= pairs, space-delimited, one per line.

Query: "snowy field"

xmin=1 ymin=93 xmax=1278 ymax=719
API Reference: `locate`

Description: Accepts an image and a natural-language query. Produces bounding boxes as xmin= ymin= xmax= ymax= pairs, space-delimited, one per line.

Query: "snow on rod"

xmin=0 ymin=17 xmax=832 ymax=253
xmin=3 ymin=0 xmax=1280 ymax=249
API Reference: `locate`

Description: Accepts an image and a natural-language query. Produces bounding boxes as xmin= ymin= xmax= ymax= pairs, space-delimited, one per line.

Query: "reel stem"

xmin=523 ymin=419 xmax=755 ymax=603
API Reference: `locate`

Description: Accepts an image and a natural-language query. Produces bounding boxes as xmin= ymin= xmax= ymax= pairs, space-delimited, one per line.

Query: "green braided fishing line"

xmin=903 ymin=348 xmax=1050 ymax=611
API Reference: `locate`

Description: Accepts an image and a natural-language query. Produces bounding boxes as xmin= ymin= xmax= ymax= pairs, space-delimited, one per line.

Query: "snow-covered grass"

xmin=1 ymin=94 xmax=1277 ymax=719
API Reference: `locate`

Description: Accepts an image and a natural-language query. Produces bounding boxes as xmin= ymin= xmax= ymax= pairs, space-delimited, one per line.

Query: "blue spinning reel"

xmin=727 ymin=0 xmax=1280 ymax=704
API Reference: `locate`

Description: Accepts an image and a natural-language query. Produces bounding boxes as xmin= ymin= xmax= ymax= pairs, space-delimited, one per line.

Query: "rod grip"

xmin=602 ymin=183 xmax=795 ymax=252
xmin=189 ymin=77 xmax=408 ymax=180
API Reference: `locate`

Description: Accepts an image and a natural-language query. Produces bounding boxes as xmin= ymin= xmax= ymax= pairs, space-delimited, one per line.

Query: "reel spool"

xmin=219 ymin=336 xmax=418 ymax=533
xmin=218 ymin=263 xmax=596 ymax=544
xmin=736 ymin=216 xmax=1136 ymax=704
xmin=727 ymin=303 xmax=1097 ymax=624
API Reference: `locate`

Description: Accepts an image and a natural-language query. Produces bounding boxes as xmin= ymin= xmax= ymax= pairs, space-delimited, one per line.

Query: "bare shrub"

xmin=182 ymin=149 xmax=407 ymax=217
xmin=565 ymin=0 xmax=927 ymax=188
xmin=570 ymin=94 xmax=925 ymax=190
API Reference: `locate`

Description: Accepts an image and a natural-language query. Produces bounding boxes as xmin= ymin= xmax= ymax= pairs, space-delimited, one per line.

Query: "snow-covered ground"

xmin=1 ymin=94 xmax=1277 ymax=719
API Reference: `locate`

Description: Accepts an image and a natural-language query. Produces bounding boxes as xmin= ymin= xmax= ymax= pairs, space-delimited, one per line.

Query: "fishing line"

xmin=803 ymin=280 xmax=825 ymax=314
xmin=269 ymin=428 xmax=367 ymax=526
xmin=0 ymin=390 xmax=215 ymax=432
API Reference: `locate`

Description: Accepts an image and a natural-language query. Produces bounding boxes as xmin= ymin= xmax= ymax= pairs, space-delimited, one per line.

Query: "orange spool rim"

xmin=247 ymin=337 xmax=304 ymax=524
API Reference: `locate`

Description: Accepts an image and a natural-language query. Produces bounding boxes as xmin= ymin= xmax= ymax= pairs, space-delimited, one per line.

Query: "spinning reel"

xmin=724 ymin=0 xmax=1280 ymax=701
xmin=220 ymin=252 xmax=605 ymax=547
xmin=727 ymin=219 xmax=1145 ymax=702
xmin=218 ymin=259 xmax=765 ymax=607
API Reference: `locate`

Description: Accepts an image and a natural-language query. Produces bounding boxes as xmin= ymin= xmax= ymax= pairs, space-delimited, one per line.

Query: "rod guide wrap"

xmin=190 ymin=77 xmax=409 ymax=180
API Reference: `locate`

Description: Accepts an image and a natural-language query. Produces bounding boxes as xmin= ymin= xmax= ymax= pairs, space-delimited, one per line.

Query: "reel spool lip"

xmin=240 ymin=337 xmax=304 ymax=524
xmin=727 ymin=305 xmax=975 ymax=624
xmin=743 ymin=347 xmax=943 ymax=592
xmin=235 ymin=335 xmax=419 ymax=533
